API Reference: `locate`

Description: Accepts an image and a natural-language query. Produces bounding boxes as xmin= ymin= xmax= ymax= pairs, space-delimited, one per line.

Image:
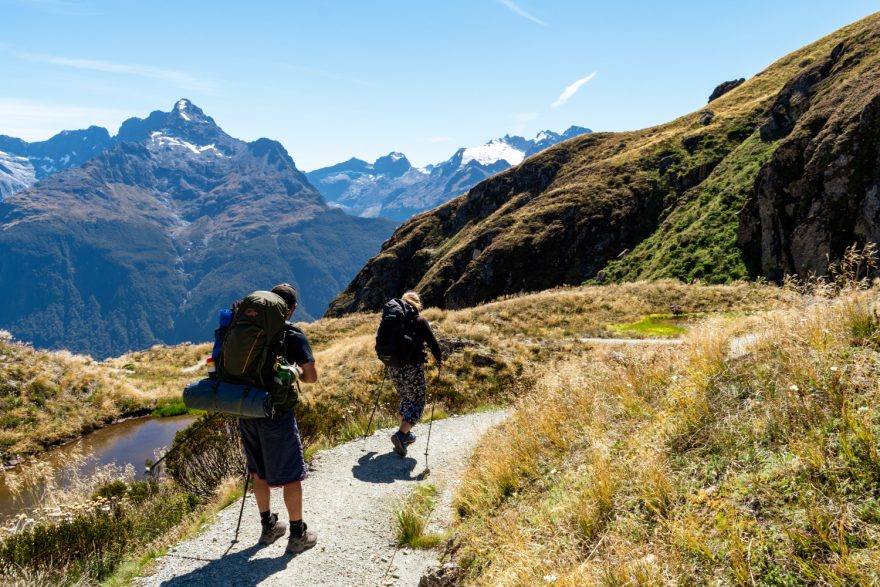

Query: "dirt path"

xmin=138 ymin=410 xmax=507 ymax=587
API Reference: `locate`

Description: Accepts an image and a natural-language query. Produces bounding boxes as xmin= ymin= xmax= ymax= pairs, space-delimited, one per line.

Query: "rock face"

xmin=708 ymin=78 xmax=746 ymax=102
xmin=738 ymin=40 xmax=880 ymax=279
xmin=306 ymin=127 xmax=592 ymax=221
xmin=327 ymin=13 xmax=880 ymax=317
xmin=0 ymin=100 xmax=394 ymax=357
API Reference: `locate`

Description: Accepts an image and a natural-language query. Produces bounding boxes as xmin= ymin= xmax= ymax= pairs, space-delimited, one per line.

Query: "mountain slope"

xmin=0 ymin=100 xmax=394 ymax=357
xmin=327 ymin=13 xmax=880 ymax=316
xmin=306 ymin=127 xmax=591 ymax=221
xmin=0 ymin=126 xmax=113 ymax=199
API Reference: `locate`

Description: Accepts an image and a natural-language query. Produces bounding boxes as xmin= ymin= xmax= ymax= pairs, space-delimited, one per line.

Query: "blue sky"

xmin=1 ymin=0 xmax=877 ymax=170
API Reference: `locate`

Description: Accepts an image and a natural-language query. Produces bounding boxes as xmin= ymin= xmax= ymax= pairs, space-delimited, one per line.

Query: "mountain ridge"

xmin=326 ymin=12 xmax=880 ymax=316
xmin=0 ymin=100 xmax=394 ymax=357
xmin=306 ymin=126 xmax=591 ymax=221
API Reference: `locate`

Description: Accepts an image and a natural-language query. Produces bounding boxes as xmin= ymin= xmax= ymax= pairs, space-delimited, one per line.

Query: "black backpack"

xmin=375 ymin=298 xmax=419 ymax=368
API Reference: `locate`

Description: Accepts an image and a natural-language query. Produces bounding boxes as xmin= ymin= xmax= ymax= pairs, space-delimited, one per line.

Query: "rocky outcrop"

xmin=708 ymin=78 xmax=746 ymax=102
xmin=738 ymin=36 xmax=880 ymax=280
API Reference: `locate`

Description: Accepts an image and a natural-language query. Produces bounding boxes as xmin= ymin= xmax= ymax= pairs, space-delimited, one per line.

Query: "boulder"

xmin=708 ymin=78 xmax=746 ymax=102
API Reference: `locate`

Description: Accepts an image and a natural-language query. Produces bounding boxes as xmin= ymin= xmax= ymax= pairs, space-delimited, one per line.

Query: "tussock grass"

xmin=0 ymin=281 xmax=790 ymax=463
xmin=0 ymin=337 xmax=186 ymax=460
xmin=451 ymin=288 xmax=880 ymax=585
xmin=396 ymin=483 xmax=448 ymax=549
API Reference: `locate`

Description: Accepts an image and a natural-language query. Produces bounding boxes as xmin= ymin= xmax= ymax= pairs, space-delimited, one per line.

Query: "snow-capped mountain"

xmin=0 ymin=99 xmax=394 ymax=357
xmin=0 ymin=126 xmax=113 ymax=199
xmin=306 ymin=126 xmax=591 ymax=221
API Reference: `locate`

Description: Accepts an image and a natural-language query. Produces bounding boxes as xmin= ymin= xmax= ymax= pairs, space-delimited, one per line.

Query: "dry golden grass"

xmin=451 ymin=288 xmax=880 ymax=585
xmin=0 ymin=337 xmax=186 ymax=459
xmin=0 ymin=281 xmax=792 ymax=463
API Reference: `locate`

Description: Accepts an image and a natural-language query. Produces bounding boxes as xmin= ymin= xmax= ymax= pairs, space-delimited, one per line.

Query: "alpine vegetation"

xmin=450 ymin=271 xmax=880 ymax=584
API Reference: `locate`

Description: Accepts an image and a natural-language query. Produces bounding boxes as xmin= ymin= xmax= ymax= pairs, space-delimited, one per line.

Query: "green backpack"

xmin=218 ymin=291 xmax=297 ymax=411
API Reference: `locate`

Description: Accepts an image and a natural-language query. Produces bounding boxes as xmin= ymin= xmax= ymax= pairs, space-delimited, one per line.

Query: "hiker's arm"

xmin=421 ymin=319 xmax=443 ymax=365
xmin=298 ymin=361 xmax=318 ymax=384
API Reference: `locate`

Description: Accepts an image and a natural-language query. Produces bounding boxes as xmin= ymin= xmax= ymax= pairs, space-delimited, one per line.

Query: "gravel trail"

xmin=138 ymin=410 xmax=507 ymax=587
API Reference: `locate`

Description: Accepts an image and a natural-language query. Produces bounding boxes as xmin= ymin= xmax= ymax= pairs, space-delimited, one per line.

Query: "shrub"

xmin=164 ymin=414 xmax=246 ymax=497
xmin=0 ymin=482 xmax=197 ymax=585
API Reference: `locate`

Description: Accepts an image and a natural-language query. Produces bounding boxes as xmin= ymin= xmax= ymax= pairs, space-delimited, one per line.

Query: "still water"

xmin=0 ymin=414 xmax=196 ymax=523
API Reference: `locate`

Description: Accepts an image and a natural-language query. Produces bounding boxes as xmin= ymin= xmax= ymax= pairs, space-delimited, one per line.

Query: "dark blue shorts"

xmin=239 ymin=410 xmax=307 ymax=487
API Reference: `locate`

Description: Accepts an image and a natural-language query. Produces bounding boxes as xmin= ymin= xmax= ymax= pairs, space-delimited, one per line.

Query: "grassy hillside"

xmin=106 ymin=281 xmax=795 ymax=454
xmin=450 ymin=286 xmax=880 ymax=585
xmin=0 ymin=333 xmax=185 ymax=460
xmin=0 ymin=282 xmax=796 ymax=585
xmin=0 ymin=281 xmax=793 ymax=464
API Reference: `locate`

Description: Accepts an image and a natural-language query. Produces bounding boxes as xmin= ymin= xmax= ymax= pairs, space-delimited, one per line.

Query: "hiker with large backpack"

xmin=219 ymin=284 xmax=319 ymax=554
xmin=375 ymin=291 xmax=442 ymax=457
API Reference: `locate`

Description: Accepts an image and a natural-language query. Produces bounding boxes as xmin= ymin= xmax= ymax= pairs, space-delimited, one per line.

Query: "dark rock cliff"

xmin=738 ymin=37 xmax=880 ymax=279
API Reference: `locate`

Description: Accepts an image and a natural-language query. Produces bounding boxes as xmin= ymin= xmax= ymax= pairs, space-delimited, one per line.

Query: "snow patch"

xmin=148 ymin=132 xmax=225 ymax=156
xmin=176 ymin=99 xmax=190 ymax=121
xmin=461 ymin=139 xmax=524 ymax=166
xmin=0 ymin=151 xmax=36 ymax=199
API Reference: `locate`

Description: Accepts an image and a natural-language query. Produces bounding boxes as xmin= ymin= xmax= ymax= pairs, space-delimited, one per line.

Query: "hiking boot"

xmin=286 ymin=522 xmax=318 ymax=554
xmin=403 ymin=431 xmax=417 ymax=446
xmin=391 ymin=430 xmax=407 ymax=456
xmin=259 ymin=513 xmax=287 ymax=545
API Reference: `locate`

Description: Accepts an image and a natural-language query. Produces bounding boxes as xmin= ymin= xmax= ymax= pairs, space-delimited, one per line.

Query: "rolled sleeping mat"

xmin=183 ymin=378 xmax=272 ymax=419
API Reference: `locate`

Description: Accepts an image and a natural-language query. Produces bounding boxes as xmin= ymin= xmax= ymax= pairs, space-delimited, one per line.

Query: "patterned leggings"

xmin=388 ymin=364 xmax=427 ymax=425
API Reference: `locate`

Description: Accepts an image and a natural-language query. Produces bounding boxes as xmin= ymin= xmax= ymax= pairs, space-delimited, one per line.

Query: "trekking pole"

xmin=422 ymin=365 xmax=442 ymax=477
xmin=362 ymin=368 xmax=388 ymax=440
xmin=231 ymin=467 xmax=250 ymax=545
xmin=144 ymin=411 xmax=220 ymax=477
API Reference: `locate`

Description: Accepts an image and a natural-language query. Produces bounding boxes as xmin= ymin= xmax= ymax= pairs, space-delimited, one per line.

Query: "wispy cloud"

xmin=551 ymin=72 xmax=597 ymax=108
xmin=421 ymin=136 xmax=452 ymax=143
xmin=17 ymin=53 xmax=216 ymax=92
xmin=0 ymin=98 xmax=131 ymax=140
xmin=497 ymin=0 xmax=547 ymax=26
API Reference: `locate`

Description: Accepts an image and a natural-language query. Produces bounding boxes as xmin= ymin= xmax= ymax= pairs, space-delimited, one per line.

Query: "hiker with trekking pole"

xmin=374 ymin=291 xmax=443 ymax=458
xmin=179 ymin=284 xmax=320 ymax=554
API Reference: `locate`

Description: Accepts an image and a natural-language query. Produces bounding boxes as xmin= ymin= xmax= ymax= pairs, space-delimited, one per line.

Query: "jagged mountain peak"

xmin=117 ymin=99 xmax=226 ymax=146
xmin=372 ymin=152 xmax=412 ymax=177
xmin=172 ymin=98 xmax=211 ymax=124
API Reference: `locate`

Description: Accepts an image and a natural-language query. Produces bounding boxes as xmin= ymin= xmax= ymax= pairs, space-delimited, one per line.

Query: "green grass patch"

xmin=151 ymin=399 xmax=189 ymax=418
xmin=420 ymin=405 xmax=450 ymax=423
xmin=610 ymin=314 xmax=687 ymax=337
